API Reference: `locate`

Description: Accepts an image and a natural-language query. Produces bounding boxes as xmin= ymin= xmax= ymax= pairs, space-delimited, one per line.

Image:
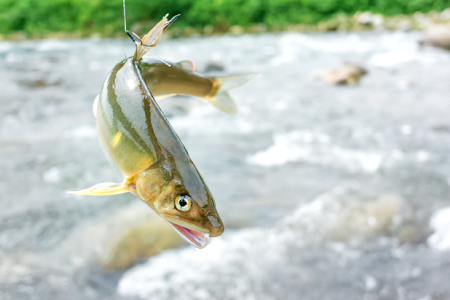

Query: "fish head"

xmin=134 ymin=166 xmax=224 ymax=248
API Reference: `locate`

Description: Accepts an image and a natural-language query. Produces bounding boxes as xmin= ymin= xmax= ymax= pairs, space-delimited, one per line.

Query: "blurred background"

xmin=1 ymin=0 xmax=450 ymax=299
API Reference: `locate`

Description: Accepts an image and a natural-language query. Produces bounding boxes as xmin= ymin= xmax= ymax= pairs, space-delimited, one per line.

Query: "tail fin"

xmin=207 ymin=73 xmax=256 ymax=114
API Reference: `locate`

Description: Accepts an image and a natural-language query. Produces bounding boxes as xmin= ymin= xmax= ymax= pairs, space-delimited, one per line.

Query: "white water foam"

xmin=118 ymin=188 xmax=403 ymax=299
xmin=246 ymin=130 xmax=386 ymax=173
xmin=427 ymin=207 xmax=450 ymax=251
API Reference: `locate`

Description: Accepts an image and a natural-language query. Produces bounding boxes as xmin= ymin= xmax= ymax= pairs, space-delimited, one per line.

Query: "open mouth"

xmin=166 ymin=221 xmax=211 ymax=249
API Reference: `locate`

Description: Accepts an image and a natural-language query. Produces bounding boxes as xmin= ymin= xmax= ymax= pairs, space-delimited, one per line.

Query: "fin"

xmin=93 ymin=94 xmax=99 ymax=118
xmin=207 ymin=73 xmax=256 ymax=114
xmin=67 ymin=182 xmax=129 ymax=196
xmin=176 ymin=60 xmax=195 ymax=72
xmin=154 ymin=93 xmax=177 ymax=101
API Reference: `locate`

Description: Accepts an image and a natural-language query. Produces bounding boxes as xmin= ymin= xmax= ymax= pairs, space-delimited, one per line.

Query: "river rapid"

xmin=0 ymin=31 xmax=450 ymax=300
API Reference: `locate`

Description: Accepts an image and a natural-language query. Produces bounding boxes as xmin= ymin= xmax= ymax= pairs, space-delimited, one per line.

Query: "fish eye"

xmin=175 ymin=195 xmax=192 ymax=212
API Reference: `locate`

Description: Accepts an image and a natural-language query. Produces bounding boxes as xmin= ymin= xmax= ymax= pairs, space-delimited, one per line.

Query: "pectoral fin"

xmin=67 ymin=182 xmax=129 ymax=196
xmin=176 ymin=60 xmax=195 ymax=72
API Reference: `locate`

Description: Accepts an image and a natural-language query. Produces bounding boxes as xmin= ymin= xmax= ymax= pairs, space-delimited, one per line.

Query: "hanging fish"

xmin=68 ymin=15 xmax=252 ymax=248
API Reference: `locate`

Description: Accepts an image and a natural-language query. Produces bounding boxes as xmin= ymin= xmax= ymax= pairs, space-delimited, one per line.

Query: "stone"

xmin=64 ymin=202 xmax=185 ymax=270
xmin=203 ymin=61 xmax=225 ymax=73
xmin=420 ymin=25 xmax=450 ymax=50
xmin=322 ymin=63 xmax=367 ymax=85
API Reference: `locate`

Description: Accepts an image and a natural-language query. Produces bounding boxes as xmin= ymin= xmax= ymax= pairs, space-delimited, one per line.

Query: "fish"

xmin=68 ymin=14 xmax=252 ymax=248
xmin=137 ymin=58 xmax=255 ymax=114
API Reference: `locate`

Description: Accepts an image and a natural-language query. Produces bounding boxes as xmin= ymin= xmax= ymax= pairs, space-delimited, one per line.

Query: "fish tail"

xmin=207 ymin=73 xmax=256 ymax=114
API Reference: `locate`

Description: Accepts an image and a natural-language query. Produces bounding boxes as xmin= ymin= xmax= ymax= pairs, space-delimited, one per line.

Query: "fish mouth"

xmin=166 ymin=221 xmax=211 ymax=249
xmin=161 ymin=214 xmax=211 ymax=249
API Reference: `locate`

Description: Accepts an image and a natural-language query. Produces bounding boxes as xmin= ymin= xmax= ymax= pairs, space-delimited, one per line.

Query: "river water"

xmin=0 ymin=31 xmax=450 ymax=300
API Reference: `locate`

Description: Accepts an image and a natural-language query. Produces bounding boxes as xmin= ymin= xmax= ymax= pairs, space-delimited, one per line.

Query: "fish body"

xmin=141 ymin=59 xmax=214 ymax=99
xmin=69 ymin=15 xmax=241 ymax=248
xmin=96 ymin=57 xmax=223 ymax=247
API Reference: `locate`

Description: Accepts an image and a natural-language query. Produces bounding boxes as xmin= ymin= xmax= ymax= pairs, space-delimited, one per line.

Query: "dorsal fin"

xmin=176 ymin=60 xmax=195 ymax=72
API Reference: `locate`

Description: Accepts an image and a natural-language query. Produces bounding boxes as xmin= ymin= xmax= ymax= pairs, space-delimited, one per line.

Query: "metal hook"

xmin=126 ymin=30 xmax=142 ymax=46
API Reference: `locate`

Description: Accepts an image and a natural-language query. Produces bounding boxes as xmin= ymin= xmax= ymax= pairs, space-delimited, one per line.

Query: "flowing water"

xmin=0 ymin=31 xmax=450 ymax=300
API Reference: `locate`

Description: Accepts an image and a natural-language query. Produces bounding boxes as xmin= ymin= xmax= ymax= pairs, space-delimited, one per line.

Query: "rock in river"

xmin=322 ymin=63 xmax=367 ymax=85
xmin=63 ymin=202 xmax=185 ymax=270
xmin=419 ymin=25 xmax=450 ymax=50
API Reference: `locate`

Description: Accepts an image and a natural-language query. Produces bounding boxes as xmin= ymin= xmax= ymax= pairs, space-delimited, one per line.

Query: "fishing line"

xmin=123 ymin=0 xmax=127 ymax=32
xmin=149 ymin=53 xmax=171 ymax=67
xmin=123 ymin=0 xmax=171 ymax=66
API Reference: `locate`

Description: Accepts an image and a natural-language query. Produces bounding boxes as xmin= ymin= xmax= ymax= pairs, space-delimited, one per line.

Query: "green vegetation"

xmin=0 ymin=0 xmax=449 ymax=38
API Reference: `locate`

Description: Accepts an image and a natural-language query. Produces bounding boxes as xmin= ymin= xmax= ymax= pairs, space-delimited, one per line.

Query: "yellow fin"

xmin=176 ymin=60 xmax=195 ymax=72
xmin=67 ymin=182 xmax=129 ymax=196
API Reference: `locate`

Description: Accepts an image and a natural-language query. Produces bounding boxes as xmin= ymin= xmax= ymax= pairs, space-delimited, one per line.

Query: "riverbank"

xmin=1 ymin=10 xmax=450 ymax=41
